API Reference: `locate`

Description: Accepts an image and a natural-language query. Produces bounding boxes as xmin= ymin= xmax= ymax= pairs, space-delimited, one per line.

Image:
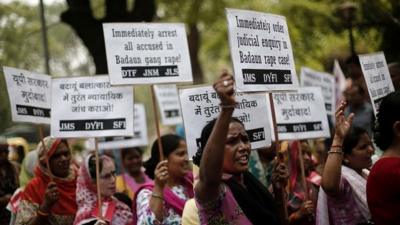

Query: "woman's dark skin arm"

xmin=271 ymin=153 xmax=290 ymax=225
xmin=26 ymin=182 xmax=59 ymax=225
xmin=321 ymin=100 xmax=354 ymax=196
xmin=149 ymin=160 xmax=168 ymax=221
xmin=195 ymin=71 xmax=236 ymax=202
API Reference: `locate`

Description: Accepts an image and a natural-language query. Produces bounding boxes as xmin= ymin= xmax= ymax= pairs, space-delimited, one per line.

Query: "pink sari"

xmin=316 ymin=166 xmax=370 ymax=225
xmin=122 ymin=172 xmax=152 ymax=193
xmin=132 ymin=172 xmax=194 ymax=224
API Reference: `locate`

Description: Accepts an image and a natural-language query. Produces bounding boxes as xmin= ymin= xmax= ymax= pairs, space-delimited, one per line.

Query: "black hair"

xmin=0 ymin=144 xmax=9 ymax=152
xmin=374 ymin=91 xmax=400 ymax=150
xmin=143 ymin=134 xmax=183 ymax=179
xmin=345 ymin=54 xmax=360 ymax=66
xmin=16 ymin=145 xmax=25 ymax=163
xmin=342 ymin=127 xmax=369 ymax=156
xmin=192 ymin=117 xmax=244 ymax=166
xmin=352 ymin=83 xmax=365 ymax=96
xmin=88 ymin=154 xmax=103 ymax=180
xmin=121 ymin=147 xmax=143 ymax=160
xmin=113 ymin=192 xmax=132 ymax=210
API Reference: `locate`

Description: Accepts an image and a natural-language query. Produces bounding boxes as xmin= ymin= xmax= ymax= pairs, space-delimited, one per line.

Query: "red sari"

xmin=367 ymin=157 xmax=400 ymax=225
xmin=15 ymin=137 xmax=77 ymax=225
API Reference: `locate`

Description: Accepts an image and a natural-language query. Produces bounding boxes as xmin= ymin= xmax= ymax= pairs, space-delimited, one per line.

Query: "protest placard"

xmin=226 ymin=8 xmax=298 ymax=92
xmin=3 ymin=66 xmax=51 ymax=124
xmin=103 ymin=23 xmax=193 ymax=85
xmin=333 ymin=59 xmax=347 ymax=109
xmin=270 ymin=87 xmax=330 ymax=140
xmin=51 ymin=76 xmax=134 ymax=138
xmin=300 ymin=67 xmax=335 ymax=115
xmin=359 ymin=52 xmax=395 ymax=115
xmin=153 ymin=84 xmax=182 ymax=125
xmin=97 ymin=104 xmax=148 ymax=150
xmin=179 ymin=86 xmax=272 ymax=158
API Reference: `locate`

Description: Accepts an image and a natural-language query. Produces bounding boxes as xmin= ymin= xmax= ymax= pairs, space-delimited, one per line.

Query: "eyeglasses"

xmin=100 ymin=171 xmax=116 ymax=180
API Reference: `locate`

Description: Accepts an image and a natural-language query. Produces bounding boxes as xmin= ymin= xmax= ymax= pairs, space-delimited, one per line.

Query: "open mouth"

xmin=237 ymin=154 xmax=249 ymax=165
xmin=180 ymin=166 xmax=189 ymax=172
xmin=367 ymin=158 xmax=372 ymax=166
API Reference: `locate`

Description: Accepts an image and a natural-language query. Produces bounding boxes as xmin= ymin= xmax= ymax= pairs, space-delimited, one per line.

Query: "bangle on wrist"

xmin=37 ymin=209 xmax=49 ymax=217
xmin=328 ymin=149 xmax=344 ymax=155
xmin=151 ymin=193 xmax=164 ymax=200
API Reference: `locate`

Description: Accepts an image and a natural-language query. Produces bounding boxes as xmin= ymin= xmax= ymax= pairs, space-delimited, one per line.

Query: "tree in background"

xmin=61 ymin=0 xmax=156 ymax=75
xmin=0 ymin=1 xmax=92 ymax=132
xmin=358 ymin=0 xmax=400 ymax=63
xmin=1 ymin=0 xmax=398 ymax=133
xmin=59 ymin=0 xmax=398 ymax=81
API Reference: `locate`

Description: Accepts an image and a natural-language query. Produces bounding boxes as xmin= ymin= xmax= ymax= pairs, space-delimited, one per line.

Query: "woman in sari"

xmin=193 ymin=71 xmax=286 ymax=225
xmin=15 ymin=137 xmax=78 ymax=225
xmin=115 ymin=147 xmax=151 ymax=200
xmin=317 ymin=100 xmax=374 ymax=225
xmin=367 ymin=91 xmax=400 ymax=224
xmin=74 ymin=153 xmax=133 ymax=225
xmin=133 ymin=134 xmax=193 ymax=225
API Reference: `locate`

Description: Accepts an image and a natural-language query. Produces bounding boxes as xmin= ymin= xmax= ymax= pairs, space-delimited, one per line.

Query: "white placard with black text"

xmin=103 ymin=23 xmax=193 ymax=85
xmin=300 ymin=67 xmax=335 ymax=115
xmin=51 ymin=76 xmax=134 ymax=138
xmin=154 ymin=84 xmax=182 ymax=125
xmin=226 ymin=8 xmax=299 ymax=92
xmin=98 ymin=104 xmax=148 ymax=149
xmin=3 ymin=66 xmax=51 ymax=124
xmin=180 ymin=86 xmax=272 ymax=158
xmin=270 ymin=87 xmax=330 ymax=140
xmin=358 ymin=52 xmax=395 ymax=115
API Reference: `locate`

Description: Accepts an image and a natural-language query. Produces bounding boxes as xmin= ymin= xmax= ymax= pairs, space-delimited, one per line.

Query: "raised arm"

xmin=321 ymin=100 xmax=354 ymax=196
xmin=195 ymin=71 xmax=236 ymax=202
xmin=18 ymin=182 xmax=59 ymax=225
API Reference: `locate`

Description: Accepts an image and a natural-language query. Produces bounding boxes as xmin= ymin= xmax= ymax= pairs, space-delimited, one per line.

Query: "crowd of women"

xmin=0 ymin=68 xmax=399 ymax=225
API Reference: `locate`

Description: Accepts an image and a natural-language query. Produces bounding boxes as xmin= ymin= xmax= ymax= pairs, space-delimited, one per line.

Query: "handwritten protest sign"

xmin=226 ymin=9 xmax=298 ymax=92
xmin=359 ymin=52 xmax=395 ymax=115
xmin=270 ymin=87 xmax=330 ymax=140
xmin=103 ymin=23 xmax=193 ymax=85
xmin=97 ymin=104 xmax=148 ymax=150
xmin=180 ymin=86 xmax=272 ymax=158
xmin=51 ymin=76 xmax=134 ymax=138
xmin=153 ymin=84 xmax=182 ymax=125
xmin=300 ymin=67 xmax=335 ymax=115
xmin=3 ymin=67 xmax=51 ymax=124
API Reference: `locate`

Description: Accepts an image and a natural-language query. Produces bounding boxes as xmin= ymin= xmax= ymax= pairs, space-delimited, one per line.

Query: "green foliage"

xmin=0 ymin=1 xmax=94 ymax=132
xmin=157 ymin=0 xmax=384 ymax=81
xmin=1 ymin=0 xmax=396 ymax=135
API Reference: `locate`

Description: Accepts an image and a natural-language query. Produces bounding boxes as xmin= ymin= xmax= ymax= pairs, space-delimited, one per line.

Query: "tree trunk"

xmin=61 ymin=0 xmax=156 ymax=74
xmin=188 ymin=24 xmax=204 ymax=84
